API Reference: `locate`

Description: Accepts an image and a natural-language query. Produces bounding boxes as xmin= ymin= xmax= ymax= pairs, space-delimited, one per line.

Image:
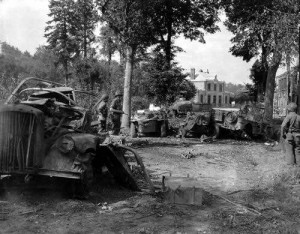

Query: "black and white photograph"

xmin=0 ymin=0 xmax=300 ymax=233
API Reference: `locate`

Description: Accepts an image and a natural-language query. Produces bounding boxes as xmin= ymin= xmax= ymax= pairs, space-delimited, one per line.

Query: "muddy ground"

xmin=1 ymin=137 xmax=300 ymax=234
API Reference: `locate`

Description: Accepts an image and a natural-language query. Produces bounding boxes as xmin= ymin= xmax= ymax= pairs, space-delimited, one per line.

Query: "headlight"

xmin=57 ymin=135 xmax=75 ymax=154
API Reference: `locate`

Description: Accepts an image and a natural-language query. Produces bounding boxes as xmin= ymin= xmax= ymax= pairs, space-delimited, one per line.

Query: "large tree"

xmin=45 ymin=0 xmax=79 ymax=84
xmin=142 ymin=52 xmax=196 ymax=105
xmin=222 ymin=0 xmax=300 ymax=121
xmin=75 ymin=0 xmax=98 ymax=58
xmin=97 ymin=0 xmax=157 ymax=129
xmin=152 ymin=0 xmax=220 ymax=67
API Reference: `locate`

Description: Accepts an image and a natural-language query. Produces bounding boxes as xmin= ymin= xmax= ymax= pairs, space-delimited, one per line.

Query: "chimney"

xmin=190 ymin=68 xmax=195 ymax=80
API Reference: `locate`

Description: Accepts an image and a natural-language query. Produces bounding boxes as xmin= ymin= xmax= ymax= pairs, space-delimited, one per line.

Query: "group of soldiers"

xmin=281 ymin=102 xmax=300 ymax=165
xmin=94 ymin=90 xmax=123 ymax=135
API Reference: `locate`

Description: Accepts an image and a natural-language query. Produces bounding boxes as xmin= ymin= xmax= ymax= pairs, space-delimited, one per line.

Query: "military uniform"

xmin=108 ymin=91 xmax=123 ymax=135
xmin=281 ymin=102 xmax=300 ymax=165
xmin=96 ymin=94 xmax=108 ymax=133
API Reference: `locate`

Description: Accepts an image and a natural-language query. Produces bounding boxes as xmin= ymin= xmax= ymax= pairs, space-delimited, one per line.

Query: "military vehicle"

xmin=213 ymin=104 xmax=276 ymax=139
xmin=177 ymin=109 xmax=218 ymax=138
xmin=0 ymin=77 xmax=153 ymax=196
xmin=130 ymin=110 xmax=168 ymax=138
xmin=170 ymin=99 xmax=211 ymax=117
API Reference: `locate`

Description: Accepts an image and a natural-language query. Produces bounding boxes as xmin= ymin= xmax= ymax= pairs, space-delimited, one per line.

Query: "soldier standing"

xmin=108 ymin=90 xmax=123 ymax=135
xmin=96 ymin=94 xmax=109 ymax=133
xmin=281 ymin=102 xmax=300 ymax=165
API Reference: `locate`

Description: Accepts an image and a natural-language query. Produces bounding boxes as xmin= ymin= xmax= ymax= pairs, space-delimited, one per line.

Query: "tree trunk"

xmin=64 ymin=61 xmax=69 ymax=85
xmin=259 ymin=45 xmax=269 ymax=102
xmin=287 ymin=51 xmax=291 ymax=102
xmin=263 ymin=52 xmax=282 ymax=122
xmin=165 ymin=0 xmax=172 ymax=68
xmin=107 ymin=48 xmax=112 ymax=81
xmin=121 ymin=45 xmax=135 ymax=130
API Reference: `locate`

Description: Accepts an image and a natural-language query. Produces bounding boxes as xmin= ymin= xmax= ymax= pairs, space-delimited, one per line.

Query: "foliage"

xmin=224 ymin=82 xmax=244 ymax=94
xmin=97 ymin=0 xmax=162 ymax=128
xmin=249 ymin=60 xmax=267 ymax=100
xmin=45 ymin=0 xmax=79 ymax=83
xmin=178 ymin=79 xmax=197 ymax=101
xmin=75 ymin=0 xmax=98 ymax=58
xmin=131 ymin=96 xmax=150 ymax=112
xmin=98 ymin=25 xmax=119 ymax=62
xmin=97 ymin=0 xmax=157 ymax=49
xmin=221 ymin=0 xmax=300 ymax=120
xmin=151 ymin=0 xmax=220 ymax=67
xmin=142 ymin=52 xmax=196 ymax=105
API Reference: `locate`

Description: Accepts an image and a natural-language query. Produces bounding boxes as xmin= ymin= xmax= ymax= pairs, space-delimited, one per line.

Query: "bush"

xmin=131 ymin=96 xmax=150 ymax=112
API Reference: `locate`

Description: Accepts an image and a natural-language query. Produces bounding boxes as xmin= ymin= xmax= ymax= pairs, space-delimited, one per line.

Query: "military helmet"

xmin=287 ymin=102 xmax=297 ymax=112
xmin=115 ymin=90 xmax=123 ymax=97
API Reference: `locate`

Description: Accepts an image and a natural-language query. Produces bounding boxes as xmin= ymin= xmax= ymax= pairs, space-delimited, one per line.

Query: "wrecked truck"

xmin=130 ymin=110 xmax=168 ymax=138
xmin=0 ymin=77 xmax=153 ymax=196
xmin=170 ymin=99 xmax=212 ymax=117
xmin=177 ymin=110 xmax=219 ymax=138
xmin=213 ymin=104 xmax=277 ymax=139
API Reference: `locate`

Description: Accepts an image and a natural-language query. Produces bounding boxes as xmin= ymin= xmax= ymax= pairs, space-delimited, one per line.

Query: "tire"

xmin=0 ymin=178 xmax=4 ymax=195
xmin=243 ymin=124 xmax=253 ymax=139
xmin=160 ymin=121 xmax=167 ymax=137
xmin=130 ymin=122 xmax=137 ymax=138
xmin=211 ymin=124 xmax=220 ymax=139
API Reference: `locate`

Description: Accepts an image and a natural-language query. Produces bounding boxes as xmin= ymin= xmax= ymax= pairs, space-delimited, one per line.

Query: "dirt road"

xmin=1 ymin=138 xmax=300 ymax=234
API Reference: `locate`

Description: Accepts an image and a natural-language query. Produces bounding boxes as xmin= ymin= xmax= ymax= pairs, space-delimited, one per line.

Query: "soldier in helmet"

xmin=95 ymin=94 xmax=109 ymax=133
xmin=108 ymin=90 xmax=123 ymax=135
xmin=281 ymin=102 xmax=300 ymax=165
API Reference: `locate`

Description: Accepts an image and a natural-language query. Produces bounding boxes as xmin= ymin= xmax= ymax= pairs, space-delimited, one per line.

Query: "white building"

xmin=186 ymin=68 xmax=231 ymax=107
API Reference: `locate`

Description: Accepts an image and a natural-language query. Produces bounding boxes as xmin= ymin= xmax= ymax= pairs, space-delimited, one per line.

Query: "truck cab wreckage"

xmin=0 ymin=77 xmax=153 ymax=196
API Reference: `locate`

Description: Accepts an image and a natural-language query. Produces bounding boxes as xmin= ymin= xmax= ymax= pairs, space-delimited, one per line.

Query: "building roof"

xmin=186 ymin=70 xmax=223 ymax=82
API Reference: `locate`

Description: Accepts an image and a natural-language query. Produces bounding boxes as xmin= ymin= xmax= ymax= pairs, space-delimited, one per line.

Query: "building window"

xmin=213 ymin=95 xmax=216 ymax=104
xmin=219 ymin=84 xmax=222 ymax=92
xmin=207 ymin=95 xmax=211 ymax=104
xmin=207 ymin=83 xmax=211 ymax=91
xmin=225 ymin=96 xmax=227 ymax=104
xmin=219 ymin=96 xmax=222 ymax=104
xmin=200 ymin=95 xmax=203 ymax=103
xmin=214 ymin=84 xmax=217 ymax=91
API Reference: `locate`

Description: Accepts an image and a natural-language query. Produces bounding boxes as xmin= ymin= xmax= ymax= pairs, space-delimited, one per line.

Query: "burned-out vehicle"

xmin=0 ymin=77 xmax=153 ymax=196
xmin=130 ymin=110 xmax=168 ymax=138
xmin=177 ymin=107 xmax=218 ymax=138
xmin=213 ymin=104 xmax=276 ymax=139
xmin=170 ymin=99 xmax=211 ymax=117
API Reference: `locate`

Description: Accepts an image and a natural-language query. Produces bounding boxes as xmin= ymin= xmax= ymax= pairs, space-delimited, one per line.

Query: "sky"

xmin=0 ymin=0 xmax=255 ymax=84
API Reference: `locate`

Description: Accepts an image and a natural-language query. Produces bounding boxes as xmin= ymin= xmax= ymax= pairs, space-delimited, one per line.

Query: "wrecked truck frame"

xmin=0 ymin=77 xmax=153 ymax=196
xmin=213 ymin=104 xmax=278 ymax=140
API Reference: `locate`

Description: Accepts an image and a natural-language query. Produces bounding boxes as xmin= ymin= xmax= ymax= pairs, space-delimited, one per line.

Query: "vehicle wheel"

xmin=130 ymin=122 xmax=137 ymax=138
xmin=243 ymin=124 xmax=253 ymax=139
xmin=210 ymin=124 xmax=220 ymax=139
xmin=0 ymin=178 xmax=4 ymax=195
xmin=72 ymin=162 xmax=93 ymax=199
xmin=160 ymin=121 xmax=167 ymax=137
